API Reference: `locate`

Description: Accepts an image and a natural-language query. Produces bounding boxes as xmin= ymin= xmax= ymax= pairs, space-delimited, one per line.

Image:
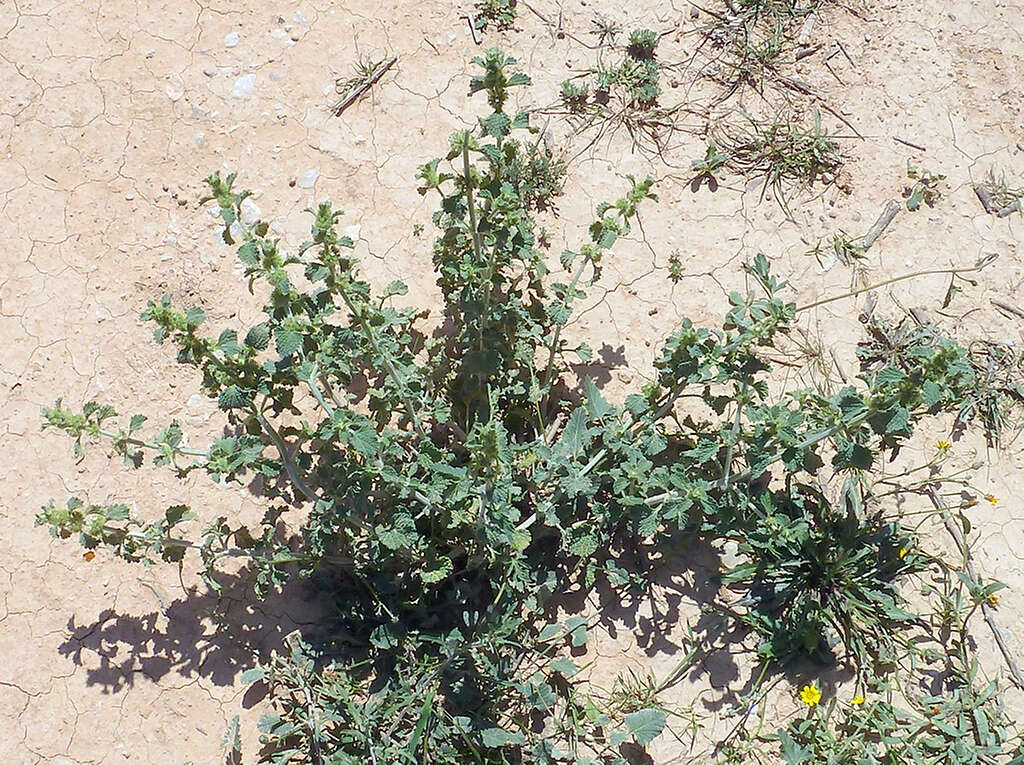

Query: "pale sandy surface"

xmin=1 ymin=0 xmax=1023 ymax=762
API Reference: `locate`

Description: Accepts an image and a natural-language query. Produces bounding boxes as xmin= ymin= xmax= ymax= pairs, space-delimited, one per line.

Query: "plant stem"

xmin=540 ymin=251 xmax=593 ymax=410
xmin=797 ymin=262 xmax=993 ymax=314
xmin=97 ymin=429 xmax=208 ymax=458
xmin=462 ymin=136 xmax=489 ymax=358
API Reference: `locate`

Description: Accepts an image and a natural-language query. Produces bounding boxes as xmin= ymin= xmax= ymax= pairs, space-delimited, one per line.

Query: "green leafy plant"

xmin=905 ymin=163 xmax=946 ymax=210
xmin=474 ymin=0 xmax=517 ymax=31
xmin=691 ymin=139 xmax=730 ymax=187
xmin=625 ymin=28 xmax=659 ymax=61
xmin=34 ymin=50 xmax=1022 ymax=764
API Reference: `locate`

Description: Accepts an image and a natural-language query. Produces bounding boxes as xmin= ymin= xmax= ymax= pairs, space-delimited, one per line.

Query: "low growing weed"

xmin=905 ymin=162 xmax=946 ymax=211
xmin=34 ymin=49 xmax=1023 ymax=764
xmin=699 ymin=110 xmax=844 ymax=207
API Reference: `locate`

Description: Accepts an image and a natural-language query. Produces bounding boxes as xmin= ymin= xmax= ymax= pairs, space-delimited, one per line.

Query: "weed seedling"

xmin=904 ymin=163 xmax=945 ymax=210
xmin=474 ymin=0 xmax=517 ymax=31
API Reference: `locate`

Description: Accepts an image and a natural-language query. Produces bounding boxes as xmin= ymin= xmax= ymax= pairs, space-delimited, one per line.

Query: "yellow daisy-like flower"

xmin=935 ymin=440 xmax=952 ymax=453
xmin=899 ymin=547 xmax=908 ymax=559
xmin=985 ymin=493 xmax=999 ymax=506
xmin=851 ymin=695 xmax=866 ymax=706
xmin=799 ymin=683 xmax=822 ymax=707
xmin=987 ymin=592 xmax=1000 ymax=607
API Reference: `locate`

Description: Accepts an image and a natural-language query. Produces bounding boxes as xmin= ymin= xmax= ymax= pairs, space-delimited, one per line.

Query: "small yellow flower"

xmin=935 ymin=440 xmax=952 ymax=453
xmin=83 ymin=551 xmax=96 ymax=562
xmin=851 ymin=695 xmax=866 ymax=706
xmin=987 ymin=592 xmax=1000 ymax=608
xmin=985 ymin=493 xmax=998 ymax=506
xmin=799 ymin=683 xmax=822 ymax=707
xmin=899 ymin=547 xmax=908 ymax=559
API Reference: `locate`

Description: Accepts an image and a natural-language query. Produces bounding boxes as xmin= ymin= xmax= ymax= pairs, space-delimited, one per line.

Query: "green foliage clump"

xmin=34 ymin=50 xmax=1023 ymax=764
xmin=474 ymin=0 xmax=517 ymax=31
xmin=626 ymin=28 xmax=659 ymax=61
xmin=905 ymin=162 xmax=946 ymax=211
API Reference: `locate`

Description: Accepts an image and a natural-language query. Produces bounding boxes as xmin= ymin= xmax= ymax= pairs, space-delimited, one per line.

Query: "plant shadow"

xmin=58 ymin=567 xmax=324 ymax=693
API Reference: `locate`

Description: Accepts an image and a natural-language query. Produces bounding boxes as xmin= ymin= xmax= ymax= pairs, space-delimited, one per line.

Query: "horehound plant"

xmin=37 ymin=50 xmax=1023 ymax=764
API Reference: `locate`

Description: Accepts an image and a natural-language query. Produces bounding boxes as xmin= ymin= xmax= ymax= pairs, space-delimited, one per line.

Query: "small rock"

xmin=224 ymin=31 xmax=239 ymax=47
xmin=290 ymin=33 xmax=300 ymax=42
xmin=690 ymin=5 xmax=700 ymax=18
xmin=165 ymin=73 xmax=184 ymax=101
xmin=446 ymin=31 xmax=457 ymax=45
xmin=229 ymin=220 xmax=243 ymax=241
xmin=297 ymin=169 xmax=319 ymax=188
xmin=193 ymin=132 xmax=204 ymax=147
xmin=202 ymin=67 xmax=216 ymax=77
xmin=292 ymin=11 xmax=308 ymax=24
xmin=240 ymin=197 xmax=261 ymax=225
xmin=353 ymin=134 xmax=366 ymax=144
xmin=231 ymin=73 xmax=257 ymax=99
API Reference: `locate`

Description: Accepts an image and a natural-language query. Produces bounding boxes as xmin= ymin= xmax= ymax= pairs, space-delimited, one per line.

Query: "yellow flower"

xmin=935 ymin=440 xmax=952 ymax=453
xmin=987 ymin=592 xmax=1000 ymax=607
xmin=899 ymin=547 xmax=908 ymax=559
xmin=799 ymin=683 xmax=822 ymax=707
xmin=985 ymin=493 xmax=998 ymax=506
xmin=851 ymin=695 xmax=866 ymax=706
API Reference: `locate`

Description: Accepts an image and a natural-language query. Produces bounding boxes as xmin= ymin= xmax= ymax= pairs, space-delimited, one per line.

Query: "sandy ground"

xmin=1 ymin=0 xmax=1023 ymax=762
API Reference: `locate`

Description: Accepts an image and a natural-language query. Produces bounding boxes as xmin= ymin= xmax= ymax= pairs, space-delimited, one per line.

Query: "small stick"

xmin=974 ymin=184 xmax=999 ymax=213
xmin=893 ymin=136 xmax=927 ymax=152
xmin=991 ymin=298 xmax=1024 ymax=321
xmin=823 ymin=59 xmax=845 ymax=84
xmin=797 ymin=16 xmax=816 ymax=46
xmin=836 ymin=40 xmax=857 ymax=68
xmin=861 ymin=200 xmax=901 ymax=251
xmin=927 ymin=488 xmax=1024 ymax=691
xmin=332 ymin=55 xmax=398 ymax=116
xmin=465 ymin=15 xmax=482 ymax=45
xmin=997 ymin=200 xmax=1021 ymax=217
xmin=794 ymin=43 xmax=822 ymax=61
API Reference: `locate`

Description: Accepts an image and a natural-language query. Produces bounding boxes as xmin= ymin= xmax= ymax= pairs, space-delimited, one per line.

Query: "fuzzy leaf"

xmin=244 ymin=324 xmax=270 ymax=350
xmin=624 ymin=708 xmax=666 ymax=745
xmin=274 ymin=327 xmax=303 ymax=357
xmin=218 ymin=385 xmax=253 ymax=410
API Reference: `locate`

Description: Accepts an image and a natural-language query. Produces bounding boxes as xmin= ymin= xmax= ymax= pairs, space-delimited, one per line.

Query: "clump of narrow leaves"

xmin=36 ymin=51 xmax=1021 ymax=764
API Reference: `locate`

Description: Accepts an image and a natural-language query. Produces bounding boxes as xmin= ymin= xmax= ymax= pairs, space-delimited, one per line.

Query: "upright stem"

xmin=539 ymin=253 xmax=593 ymax=409
xmin=462 ymin=137 xmax=489 ymax=355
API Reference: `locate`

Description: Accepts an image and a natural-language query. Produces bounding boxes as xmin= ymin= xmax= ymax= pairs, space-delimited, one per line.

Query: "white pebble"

xmin=240 ymin=197 xmax=262 ymax=225
xmin=165 ymin=73 xmax=184 ymax=101
xmin=231 ymin=74 xmax=257 ymax=99
xmin=297 ymin=169 xmax=319 ymax=189
xmin=224 ymin=31 xmax=239 ymax=48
